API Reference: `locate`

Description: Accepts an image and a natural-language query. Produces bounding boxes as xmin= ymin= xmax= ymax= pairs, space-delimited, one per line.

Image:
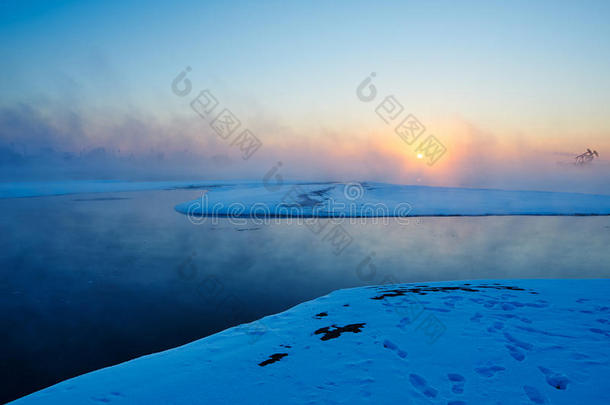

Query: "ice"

xmin=175 ymin=181 xmax=610 ymax=217
xmin=11 ymin=279 xmax=610 ymax=404
xmin=4 ymin=181 xmax=609 ymax=216
xmin=0 ymin=180 xmax=234 ymax=199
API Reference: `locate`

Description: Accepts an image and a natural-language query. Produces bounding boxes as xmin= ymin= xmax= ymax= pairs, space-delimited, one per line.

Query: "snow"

xmin=3 ymin=180 xmax=610 ymax=216
xmin=11 ymin=279 xmax=610 ymax=404
xmin=0 ymin=180 xmax=233 ymax=199
xmin=175 ymin=181 xmax=610 ymax=217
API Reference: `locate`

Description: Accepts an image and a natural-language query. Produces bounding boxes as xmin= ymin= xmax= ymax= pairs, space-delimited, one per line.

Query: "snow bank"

xmin=176 ymin=181 xmax=610 ymax=217
xmin=3 ymin=180 xmax=610 ymax=216
xmin=0 ymin=181 xmax=233 ymax=198
xmin=12 ymin=279 xmax=610 ymax=404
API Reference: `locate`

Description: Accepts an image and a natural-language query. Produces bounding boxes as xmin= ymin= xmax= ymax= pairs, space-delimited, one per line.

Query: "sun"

xmin=417 ymin=153 xmax=423 ymax=159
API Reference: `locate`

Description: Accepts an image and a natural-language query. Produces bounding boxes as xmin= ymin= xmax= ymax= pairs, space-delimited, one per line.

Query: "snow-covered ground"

xmin=12 ymin=279 xmax=610 ymax=404
xmin=3 ymin=180 xmax=610 ymax=216
xmin=0 ymin=181 xmax=231 ymax=199
xmin=175 ymin=181 xmax=610 ymax=217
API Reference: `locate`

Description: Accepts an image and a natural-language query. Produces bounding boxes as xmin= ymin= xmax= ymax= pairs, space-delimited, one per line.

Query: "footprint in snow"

xmin=382 ymin=339 xmax=407 ymax=359
xmin=486 ymin=321 xmax=505 ymax=333
xmin=523 ymin=385 xmax=547 ymax=404
xmin=475 ymin=365 xmax=505 ymax=377
xmin=470 ymin=312 xmax=483 ymax=322
xmin=504 ymin=332 xmax=533 ymax=351
xmin=409 ymin=373 xmax=438 ymax=398
xmin=538 ymin=366 xmax=569 ymax=390
xmin=590 ymin=328 xmax=610 ymax=337
xmin=447 ymin=373 xmax=465 ymax=394
xmin=506 ymin=344 xmax=525 ymax=361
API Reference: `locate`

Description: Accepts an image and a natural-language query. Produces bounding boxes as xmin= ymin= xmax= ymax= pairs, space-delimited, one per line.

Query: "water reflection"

xmin=0 ymin=190 xmax=609 ymax=402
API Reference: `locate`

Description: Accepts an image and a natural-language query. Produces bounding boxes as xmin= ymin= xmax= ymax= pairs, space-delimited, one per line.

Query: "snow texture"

xmin=3 ymin=180 xmax=610 ymax=216
xmin=0 ymin=181 xmax=232 ymax=199
xmin=11 ymin=279 xmax=610 ymax=404
xmin=175 ymin=181 xmax=610 ymax=217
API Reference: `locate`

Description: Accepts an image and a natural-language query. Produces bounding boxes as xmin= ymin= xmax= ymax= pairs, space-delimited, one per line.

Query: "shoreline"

xmin=11 ymin=279 xmax=610 ymax=404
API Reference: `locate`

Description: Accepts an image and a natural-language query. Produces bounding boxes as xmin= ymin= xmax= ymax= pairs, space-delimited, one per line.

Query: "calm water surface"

xmin=1 ymin=189 xmax=609 ymax=402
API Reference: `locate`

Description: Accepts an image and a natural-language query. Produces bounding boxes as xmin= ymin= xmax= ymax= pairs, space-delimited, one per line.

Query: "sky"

xmin=1 ymin=0 xmax=609 ymax=193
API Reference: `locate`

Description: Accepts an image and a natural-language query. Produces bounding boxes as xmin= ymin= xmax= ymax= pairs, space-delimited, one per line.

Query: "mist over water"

xmin=2 ymin=1 xmax=610 ymax=404
xmin=2 ymin=102 xmax=609 ymax=193
xmin=1 ymin=189 xmax=609 ymax=402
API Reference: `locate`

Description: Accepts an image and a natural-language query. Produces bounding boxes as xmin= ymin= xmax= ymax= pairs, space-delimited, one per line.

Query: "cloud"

xmin=0 ymin=101 xmax=608 ymax=194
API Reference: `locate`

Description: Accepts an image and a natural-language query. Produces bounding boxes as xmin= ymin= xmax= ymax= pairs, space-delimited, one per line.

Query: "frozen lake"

xmin=1 ymin=189 xmax=609 ymax=402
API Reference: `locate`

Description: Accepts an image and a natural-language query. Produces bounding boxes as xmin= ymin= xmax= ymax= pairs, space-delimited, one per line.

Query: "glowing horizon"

xmin=1 ymin=0 xmax=609 ymax=193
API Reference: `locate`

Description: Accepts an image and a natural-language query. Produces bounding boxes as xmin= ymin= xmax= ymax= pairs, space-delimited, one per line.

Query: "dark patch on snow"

xmin=371 ymin=284 xmax=528 ymax=300
xmin=258 ymin=353 xmax=288 ymax=367
xmin=314 ymin=323 xmax=366 ymax=341
xmin=361 ymin=182 xmax=377 ymax=191
xmin=308 ymin=186 xmax=334 ymax=197
xmin=281 ymin=186 xmax=334 ymax=209
xmin=169 ymin=184 xmax=227 ymax=190
xmin=314 ymin=312 xmax=328 ymax=319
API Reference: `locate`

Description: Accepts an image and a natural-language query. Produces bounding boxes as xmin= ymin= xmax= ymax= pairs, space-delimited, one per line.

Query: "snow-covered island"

xmin=176 ymin=181 xmax=610 ymax=218
xmin=3 ymin=180 xmax=610 ymax=217
xmin=11 ymin=279 xmax=610 ymax=404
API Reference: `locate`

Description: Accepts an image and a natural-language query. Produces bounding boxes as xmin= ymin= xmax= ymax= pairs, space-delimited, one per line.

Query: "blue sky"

xmin=1 ymin=0 xmax=609 ymax=191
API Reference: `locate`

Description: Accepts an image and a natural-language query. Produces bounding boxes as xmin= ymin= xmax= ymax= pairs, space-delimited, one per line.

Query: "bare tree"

xmin=575 ymin=149 xmax=599 ymax=165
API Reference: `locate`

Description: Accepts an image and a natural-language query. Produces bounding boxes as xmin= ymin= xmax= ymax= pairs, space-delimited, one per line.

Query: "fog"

xmin=1 ymin=102 xmax=608 ymax=195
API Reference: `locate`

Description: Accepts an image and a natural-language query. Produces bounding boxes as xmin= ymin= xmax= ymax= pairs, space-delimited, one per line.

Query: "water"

xmin=1 ymin=189 xmax=609 ymax=402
